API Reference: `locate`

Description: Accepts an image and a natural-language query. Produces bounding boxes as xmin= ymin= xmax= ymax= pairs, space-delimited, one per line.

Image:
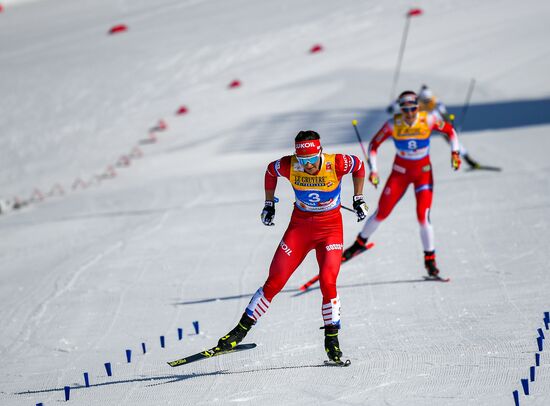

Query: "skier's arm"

xmin=335 ymin=154 xmax=368 ymax=221
xmin=429 ymin=114 xmax=461 ymax=170
xmin=262 ymin=156 xmax=291 ymax=225
xmin=366 ymin=121 xmax=392 ymax=187
xmin=367 ymin=121 xmax=393 ymax=173
xmin=431 ymin=119 xmax=459 ymax=153
xmin=265 ymin=156 xmax=291 ymax=196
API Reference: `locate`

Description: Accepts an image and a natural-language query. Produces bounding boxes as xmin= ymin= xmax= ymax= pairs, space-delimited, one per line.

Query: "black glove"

xmin=352 ymin=195 xmax=369 ymax=222
xmin=261 ymin=200 xmax=275 ymax=226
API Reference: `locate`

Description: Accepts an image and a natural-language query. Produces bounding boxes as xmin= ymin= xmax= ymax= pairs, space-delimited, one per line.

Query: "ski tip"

xmin=423 ymin=276 xmax=451 ymax=283
xmin=366 ymin=241 xmax=375 ymax=249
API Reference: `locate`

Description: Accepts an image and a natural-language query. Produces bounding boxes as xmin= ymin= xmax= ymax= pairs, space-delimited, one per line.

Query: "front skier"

xmin=342 ymin=91 xmax=461 ymax=279
xmin=216 ymin=130 xmax=368 ymax=364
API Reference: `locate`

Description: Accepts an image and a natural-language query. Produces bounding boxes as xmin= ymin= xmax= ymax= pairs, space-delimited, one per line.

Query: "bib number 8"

xmin=408 ymin=140 xmax=418 ymax=150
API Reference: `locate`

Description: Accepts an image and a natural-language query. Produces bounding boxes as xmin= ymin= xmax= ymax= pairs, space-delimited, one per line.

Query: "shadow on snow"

xmin=223 ymin=97 xmax=550 ymax=153
xmin=173 ymin=278 xmax=431 ymax=306
xmin=15 ymin=364 xmax=336 ymax=395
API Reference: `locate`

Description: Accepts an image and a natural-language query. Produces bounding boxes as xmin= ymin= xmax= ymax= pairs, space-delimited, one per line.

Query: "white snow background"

xmin=1 ymin=0 xmax=550 ymax=405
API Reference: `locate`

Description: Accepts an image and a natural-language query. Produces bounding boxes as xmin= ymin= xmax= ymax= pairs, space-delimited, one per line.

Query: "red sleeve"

xmin=265 ymin=156 xmax=291 ymax=190
xmin=430 ymin=116 xmax=459 ymax=152
xmin=335 ymin=154 xmax=365 ymax=179
xmin=368 ymin=121 xmax=393 ymax=155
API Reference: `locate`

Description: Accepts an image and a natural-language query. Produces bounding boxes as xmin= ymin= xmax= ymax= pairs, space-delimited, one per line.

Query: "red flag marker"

xmin=130 ymin=146 xmax=143 ymax=158
xmin=407 ymin=8 xmax=423 ymax=17
xmin=309 ymin=44 xmax=324 ymax=54
xmin=157 ymin=119 xmax=167 ymax=130
xmin=116 ymin=155 xmax=131 ymax=167
xmin=0 ymin=4 xmax=4 ymax=13
xmin=109 ymin=24 xmax=128 ymax=35
xmin=228 ymin=79 xmax=241 ymax=89
xmin=31 ymin=188 xmax=45 ymax=202
xmin=72 ymin=178 xmax=87 ymax=190
xmin=176 ymin=105 xmax=188 ymax=115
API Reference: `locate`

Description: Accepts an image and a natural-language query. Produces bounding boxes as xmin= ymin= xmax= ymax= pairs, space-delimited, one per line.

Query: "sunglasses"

xmin=401 ymin=106 xmax=418 ymax=113
xmin=296 ymin=153 xmax=321 ymax=166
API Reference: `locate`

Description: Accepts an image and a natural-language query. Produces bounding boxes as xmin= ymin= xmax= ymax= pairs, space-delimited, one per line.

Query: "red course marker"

xmin=109 ymin=24 xmax=128 ymax=35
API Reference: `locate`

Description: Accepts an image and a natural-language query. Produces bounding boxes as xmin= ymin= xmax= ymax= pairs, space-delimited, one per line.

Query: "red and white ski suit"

xmin=360 ymin=111 xmax=459 ymax=251
xmin=245 ymin=153 xmax=364 ymax=327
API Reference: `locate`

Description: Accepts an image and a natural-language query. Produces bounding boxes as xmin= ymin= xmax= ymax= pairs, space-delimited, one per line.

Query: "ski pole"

xmin=341 ymin=204 xmax=355 ymax=213
xmin=389 ymin=8 xmax=424 ymax=102
xmin=351 ymin=120 xmax=368 ymax=163
xmin=352 ymin=119 xmax=378 ymax=188
xmin=456 ymin=78 xmax=476 ymax=133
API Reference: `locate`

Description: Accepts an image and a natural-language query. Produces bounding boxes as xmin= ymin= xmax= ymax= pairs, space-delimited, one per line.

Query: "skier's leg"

xmin=262 ymin=224 xmax=312 ymax=302
xmin=217 ymin=222 xmax=311 ymax=350
xmin=415 ymin=186 xmax=434 ymax=252
xmin=415 ymin=172 xmax=439 ymax=276
xmin=315 ymin=217 xmax=345 ymax=362
xmin=342 ymin=171 xmax=408 ymax=261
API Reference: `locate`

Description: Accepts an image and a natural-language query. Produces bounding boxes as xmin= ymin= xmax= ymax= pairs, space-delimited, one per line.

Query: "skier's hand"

xmin=451 ymin=151 xmax=461 ymax=171
xmin=368 ymin=172 xmax=379 ymax=188
xmin=261 ymin=200 xmax=275 ymax=226
xmin=352 ymin=195 xmax=369 ymax=222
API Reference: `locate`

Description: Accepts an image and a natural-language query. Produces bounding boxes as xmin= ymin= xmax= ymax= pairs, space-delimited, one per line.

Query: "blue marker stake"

xmin=160 ymin=335 xmax=165 ymax=348
xmin=84 ymin=372 xmax=90 ymax=387
xmin=544 ymin=311 xmax=549 ymax=322
xmin=538 ymin=328 xmax=545 ymax=340
xmin=530 ymin=366 xmax=535 ymax=382
xmin=104 ymin=362 xmax=112 ymax=377
xmin=537 ymin=336 xmax=543 ymax=352
xmin=521 ymin=378 xmax=529 ymax=395
xmin=36 ymin=403 xmax=44 ymax=406
xmin=193 ymin=321 xmax=200 ymax=334
xmin=513 ymin=390 xmax=519 ymax=406
xmin=64 ymin=386 xmax=71 ymax=401
xmin=178 ymin=328 xmax=183 ymax=340
xmin=536 ymin=353 xmax=540 ymax=367
xmin=126 ymin=349 xmax=132 ymax=363
xmin=141 ymin=342 xmax=147 ymax=354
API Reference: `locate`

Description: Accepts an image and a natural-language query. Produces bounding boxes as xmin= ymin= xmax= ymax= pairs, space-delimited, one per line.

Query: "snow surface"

xmin=1 ymin=0 xmax=550 ymax=405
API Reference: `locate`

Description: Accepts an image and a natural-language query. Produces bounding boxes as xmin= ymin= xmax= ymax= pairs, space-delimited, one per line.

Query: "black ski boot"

xmin=324 ymin=325 xmax=343 ymax=363
xmin=217 ymin=313 xmax=255 ymax=351
xmin=342 ymin=235 xmax=368 ymax=263
xmin=424 ymin=251 xmax=440 ymax=277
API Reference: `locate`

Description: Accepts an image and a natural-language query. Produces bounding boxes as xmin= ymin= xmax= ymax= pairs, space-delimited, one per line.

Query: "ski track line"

xmin=5 ymin=239 xmax=125 ymax=358
xmin=53 ymin=210 xmax=171 ymax=399
xmin=91 ymin=210 xmax=172 ymax=352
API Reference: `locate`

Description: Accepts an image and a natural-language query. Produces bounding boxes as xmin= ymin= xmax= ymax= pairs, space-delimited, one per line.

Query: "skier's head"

xmin=398 ymin=91 xmax=419 ymax=123
xmin=295 ymin=130 xmax=322 ymax=173
xmin=419 ymin=85 xmax=433 ymax=102
xmin=418 ymin=85 xmax=436 ymax=112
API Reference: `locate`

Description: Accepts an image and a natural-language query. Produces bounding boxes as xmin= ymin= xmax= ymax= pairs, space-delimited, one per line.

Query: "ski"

xmin=167 ymin=343 xmax=256 ymax=367
xmin=299 ymin=242 xmax=375 ymax=291
xmin=423 ymin=275 xmax=450 ymax=283
xmin=341 ymin=241 xmax=376 ymax=264
xmin=324 ymin=359 xmax=351 ymax=367
xmin=468 ymin=164 xmax=502 ymax=172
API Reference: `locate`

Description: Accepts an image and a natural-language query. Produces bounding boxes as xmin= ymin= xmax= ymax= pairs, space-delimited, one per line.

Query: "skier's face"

xmin=303 ymin=160 xmax=321 ymax=174
xmin=401 ymin=104 xmax=418 ymax=124
xmin=297 ymin=152 xmax=322 ymax=174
